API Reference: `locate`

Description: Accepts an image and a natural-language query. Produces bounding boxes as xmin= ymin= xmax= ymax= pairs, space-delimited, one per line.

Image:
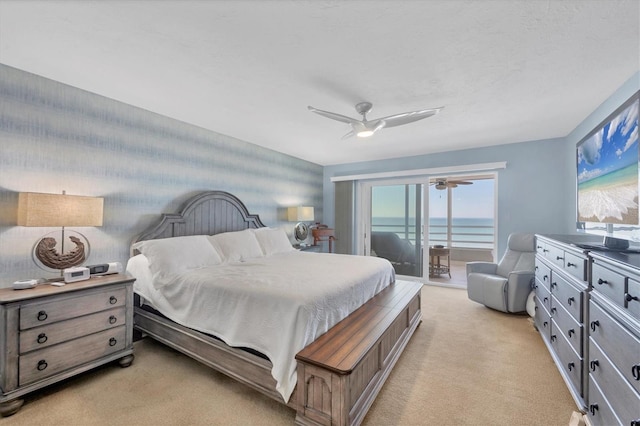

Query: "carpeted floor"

xmin=4 ymin=285 xmax=577 ymax=425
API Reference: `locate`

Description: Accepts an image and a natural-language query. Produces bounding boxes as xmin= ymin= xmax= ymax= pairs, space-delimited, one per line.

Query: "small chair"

xmin=466 ymin=232 xmax=535 ymax=313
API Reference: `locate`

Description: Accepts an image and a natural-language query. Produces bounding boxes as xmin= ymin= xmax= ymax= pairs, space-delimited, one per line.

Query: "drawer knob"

xmin=551 ymin=307 xmax=557 ymax=315
xmin=37 ymin=360 xmax=48 ymax=371
xmin=556 ymin=256 xmax=564 ymax=261
xmin=590 ymin=360 xmax=599 ymax=372
xmin=589 ymin=404 xmax=598 ymax=416
xmin=109 ymin=315 xmax=117 ymax=324
xmin=632 ymin=364 xmax=640 ymax=381
xmin=625 ymin=293 xmax=639 ymax=303
xmin=551 ymin=334 xmax=557 ymax=342
xmin=543 ymin=321 xmax=548 ymax=328
xmin=543 ymin=249 xmax=549 ymax=253
xmin=597 ymin=278 xmax=608 ymax=285
xmin=568 ymin=329 xmax=575 ymax=338
xmin=568 ymin=362 xmax=575 ymax=372
xmin=543 ymin=297 xmax=548 ymax=303
xmin=109 ymin=337 xmax=117 ymax=347
xmin=37 ymin=311 xmax=48 ymax=321
xmin=551 ymin=282 xmax=557 ymax=289
xmin=109 ymin=296 xmax=117 ymax=305
xmin=631 ymin=420 xmax=640 ymax=426
xmin=590 ymin=320 xmax=600 ymax=332
xmin=537 ymin=245 xmax=542 ymax=250
xmin=37 ymin=333 xmax=48 ymax=344
xmin=567 ymin=296 xmax=575 ymax=306
xmin=543 ymin=275 xmax=548 ymax=281
xmin=567 ymin=262 xmax=576 ymax=267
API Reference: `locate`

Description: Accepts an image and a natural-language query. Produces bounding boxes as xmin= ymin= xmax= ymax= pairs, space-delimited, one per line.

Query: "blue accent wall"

xmin=0 ymin=64 xmax=322 ymax=285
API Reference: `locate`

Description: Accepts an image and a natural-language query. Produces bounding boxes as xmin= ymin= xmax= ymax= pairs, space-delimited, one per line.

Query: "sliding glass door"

xmin=364 ymin=182 xmax=427 ymax=278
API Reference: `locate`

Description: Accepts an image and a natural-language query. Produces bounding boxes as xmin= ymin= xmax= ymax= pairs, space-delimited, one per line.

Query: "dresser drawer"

xmin=587 ymin=376 xmax=623 ymax=426
xmin=535 ymin=296 xmax=551 ymax=341
xmin=20 ymin=307 xmax=126 ymax=353
xmin=550 ymin=319 xmax=583 ymax=394
xmin=535 ymin=280 xmax=551 ymax=313
xmin=563 ymin=251 xmax=587 ymax=283
xmin=550 ymin=273 xmax=583 ymax=322
xmin=535 ymin=261 xmax=551 ymax=291
xmin=626 ymin=277 xmax=640 ymax=320
xmin=589 ymin=339 xmax=640 ymax=425
xmin=589 ymin=300 xmax=640 ymax=395
xmin=19 ymin=326 xmax=126 ymax=386
xmin=20 ymin=287 xmax=126 ymax=330
xmin=592 ymin=261 xmax=626 ymax=309
xmin=545 ymin=244 xmax=565 ymax=269
xmin=551 ymin=296 xmax=583 ymax=356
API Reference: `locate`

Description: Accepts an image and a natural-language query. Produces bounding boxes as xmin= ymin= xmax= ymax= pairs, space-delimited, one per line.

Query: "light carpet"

xmin=3 ymin=285 xmax=577 ymax=425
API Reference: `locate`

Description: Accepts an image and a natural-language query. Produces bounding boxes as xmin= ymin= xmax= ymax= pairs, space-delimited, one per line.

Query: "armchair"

xmin=466 ymin=232 xmax=535 ymax=313
xmin=370 ymin=231 xmax=418 ymax=275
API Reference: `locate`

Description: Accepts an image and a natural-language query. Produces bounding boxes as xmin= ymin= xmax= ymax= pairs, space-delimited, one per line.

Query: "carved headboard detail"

xmin=131 ymin=191 xmax=265 ymax=255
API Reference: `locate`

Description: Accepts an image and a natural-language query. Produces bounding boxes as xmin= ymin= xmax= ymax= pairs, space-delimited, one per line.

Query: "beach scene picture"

xmin=577 ymin=98 xmax=639 ymax=224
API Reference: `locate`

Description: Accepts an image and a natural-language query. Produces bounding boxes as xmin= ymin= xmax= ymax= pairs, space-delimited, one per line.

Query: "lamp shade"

xmin=17 ymin=192 xmax=104 ymax=227
xmin=287 ymin=206 xmax=314 ymax=222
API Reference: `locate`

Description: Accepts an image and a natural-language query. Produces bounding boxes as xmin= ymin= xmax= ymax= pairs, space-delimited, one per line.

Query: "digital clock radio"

xmin=63 ymin=266 xmax=90 ymax=283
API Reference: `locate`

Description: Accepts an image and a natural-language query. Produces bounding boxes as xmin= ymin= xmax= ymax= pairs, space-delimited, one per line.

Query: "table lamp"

xmin=17 ymin=191 xmax=103 ymax=270
xmin=287 ymin=206 xmax=314 ymax=243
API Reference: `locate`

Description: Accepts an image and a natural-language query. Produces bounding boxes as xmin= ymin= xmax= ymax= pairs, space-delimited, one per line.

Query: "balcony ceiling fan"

xmin=308 ymin=101 xmax=443 ymax=139
xmin=431 ymin=178 xmax=473 ymax=190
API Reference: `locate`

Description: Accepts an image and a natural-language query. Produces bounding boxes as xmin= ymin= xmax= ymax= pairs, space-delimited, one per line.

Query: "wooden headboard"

xmin=131 ymin=191 xmax=265 ymax=255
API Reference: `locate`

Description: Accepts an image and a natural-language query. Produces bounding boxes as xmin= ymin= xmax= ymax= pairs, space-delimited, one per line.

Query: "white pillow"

xmin=254 ymin=228 xmax=294 ymax=256
xmin=208 ymin=229 xmax=264 ymax=262
xmin=132 ymin=235 xmax=223 ymax=288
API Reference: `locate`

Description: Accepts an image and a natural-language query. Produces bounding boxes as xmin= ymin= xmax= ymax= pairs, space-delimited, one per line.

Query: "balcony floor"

xmin=427 ymin=260 xmax=468 ymax=287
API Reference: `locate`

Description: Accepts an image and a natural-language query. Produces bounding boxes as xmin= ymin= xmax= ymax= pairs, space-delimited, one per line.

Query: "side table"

xmin=429 ymin=246 xmax=451 ymax=278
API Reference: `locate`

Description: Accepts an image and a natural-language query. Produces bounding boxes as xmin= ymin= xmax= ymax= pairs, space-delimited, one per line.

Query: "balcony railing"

xmin=371 ymin=223 xmax=494 ymax=250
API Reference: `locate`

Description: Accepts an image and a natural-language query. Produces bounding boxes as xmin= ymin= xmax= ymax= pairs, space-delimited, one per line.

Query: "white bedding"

xmin=127 ymin=250 xmax=395 ymax=402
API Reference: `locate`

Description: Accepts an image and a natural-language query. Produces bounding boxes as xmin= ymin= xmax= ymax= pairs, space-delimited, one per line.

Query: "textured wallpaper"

xmin=0 ymin=64 xmax=322 ymax=285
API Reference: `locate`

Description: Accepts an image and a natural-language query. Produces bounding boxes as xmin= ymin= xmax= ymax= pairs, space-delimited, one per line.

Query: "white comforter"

xmin=128 ymin=251 xmax=395 ymax=402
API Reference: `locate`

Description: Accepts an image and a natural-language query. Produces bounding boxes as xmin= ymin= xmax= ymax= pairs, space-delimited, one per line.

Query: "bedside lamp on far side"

xmin=287 ymin=206 xmax=314 ymax=244
xmin=17 ymin=191 xmax=104 ymax=271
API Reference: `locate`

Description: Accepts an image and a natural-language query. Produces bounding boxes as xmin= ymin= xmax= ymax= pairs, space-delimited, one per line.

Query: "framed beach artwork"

xmin=577 ymin=91 xmax=640 ymax=230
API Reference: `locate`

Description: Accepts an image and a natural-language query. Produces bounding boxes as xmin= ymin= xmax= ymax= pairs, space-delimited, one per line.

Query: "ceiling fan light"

xmin=356 ymin=129 xmax=374 ymax=138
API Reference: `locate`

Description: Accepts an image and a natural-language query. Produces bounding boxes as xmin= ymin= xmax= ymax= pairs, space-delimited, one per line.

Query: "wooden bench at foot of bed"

xmin=295 ymin=280 xmax=422 ymax=426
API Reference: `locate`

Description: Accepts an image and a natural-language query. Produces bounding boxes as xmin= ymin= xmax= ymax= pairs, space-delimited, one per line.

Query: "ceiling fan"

xmin=308 ymin=101 xmax=443 ymax=139
xmin=430 ymin=178 xmax=473 ymax=190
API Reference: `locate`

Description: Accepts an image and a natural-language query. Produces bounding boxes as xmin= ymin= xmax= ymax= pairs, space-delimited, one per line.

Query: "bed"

xmin=127 ymin=191 xmax=422 ymax=425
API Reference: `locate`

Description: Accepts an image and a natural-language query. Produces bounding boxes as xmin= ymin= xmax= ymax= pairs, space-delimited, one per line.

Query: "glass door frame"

xmin=357 ymin=176 xmax=431 ymax=280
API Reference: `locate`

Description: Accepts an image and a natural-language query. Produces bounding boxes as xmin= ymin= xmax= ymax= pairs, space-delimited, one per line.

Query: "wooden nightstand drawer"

xmin=20 ymin=286 xmax=126 ymax=330
xmin=19 ymin=326 xmax=126 ymax=386
xmin=20 ymin=307 xmax=126 ymax=353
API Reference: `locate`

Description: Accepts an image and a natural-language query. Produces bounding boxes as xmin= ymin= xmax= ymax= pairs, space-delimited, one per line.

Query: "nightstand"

xmin=0 ymin=273 xmax=135 ymax=416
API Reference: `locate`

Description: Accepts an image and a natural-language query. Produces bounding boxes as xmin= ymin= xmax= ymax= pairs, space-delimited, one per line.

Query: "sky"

xmin=371 ymin=179 xmax=495 ymax=219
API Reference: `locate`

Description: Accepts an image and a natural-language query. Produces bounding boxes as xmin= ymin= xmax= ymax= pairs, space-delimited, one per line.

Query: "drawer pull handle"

xmin=543 ymin=297 xmax=548 ymax=303
xmin=535 ymin=265 xmax=539 ymax=270
xmin=589 ymin=404 xmax=598 ymax=416
xmin=534 ymin=306 xmax=538 ymax=312
xmin=567 ymin=362 xmax=575 ymax=372
xmin=37 ymin=311 xmax=48 ymax=321
xmin=632 ymin=364 xmax=640 ymax=381
xmin=109 ymin=315 xmax=117 ymax=324
xmin=551 ymin=307 xmax=557 ymax=315
xmin=37 ymin=360 xmax=48 ymax=371
xmin=109 ymin=296 xmax=117 ymax=305
xmin=556 ymin=256 xmax=564 ymax=260
xmin=543 ymin=249 xmax=549 ymax=253
xmin=567 ymin=262 xmax=576 ymax=267
xmin=590 ymin=360 xmax=599 ymax=371
xmin=626 ymin=293 xmax=639 ymax=303
xmin=567 ymin=297 xmax=575 ymax=306
xmin=537 ymin=246 xmax=542 ymax=250
xmin=543 ymin=275 xmax=548 ymax=281
xmin=37 ymin=333 xmax=48 ymax=344
xmin=590 ymin=320 xmax=600 ymax=332
xmin=631 ymin=420 xmax=640 ymax=426
xmin=109 ymin=337 xmax=117 ymax=347
xmin=543 ymin=321 xmax=548 ymax=328
xmin=550 ymin=335 xmax=556 ymax=342
xmin=568 ymin=329 xmax=575 ymax=338
xmin=597 ymin=278 xmax=608 ymax=285
xmin=551 ymin=282 xmax=557 ymax=289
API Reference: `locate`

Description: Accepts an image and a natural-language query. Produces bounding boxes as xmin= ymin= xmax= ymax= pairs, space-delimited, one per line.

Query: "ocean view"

xmin=372 ymin=217 xmax=494 ymax=248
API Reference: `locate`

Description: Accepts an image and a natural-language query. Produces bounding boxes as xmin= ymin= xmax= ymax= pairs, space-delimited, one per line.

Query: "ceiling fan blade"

xmin=452 ymin=181 xmax=473 ymax=185
xmin=341 ymin=129 xmax=355 ymax=139
xmin=308 ymin=106 xmax=357 ymax=124
xmin=377 ymin=107 xmax=443 ymax=128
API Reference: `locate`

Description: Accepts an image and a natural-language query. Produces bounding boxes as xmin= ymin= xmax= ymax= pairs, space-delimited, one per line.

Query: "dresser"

xmin=534 ymin=235 xmax=590 ymax=409
xmin=535 ymin=235 xmax=640 ymax=426
xmin=588 ymin=252 xmax=640 ymax=426
xmin=0 ymin=274 xmax=135 ymax=416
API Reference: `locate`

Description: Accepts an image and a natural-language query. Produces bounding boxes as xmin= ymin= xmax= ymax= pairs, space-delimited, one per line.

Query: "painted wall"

xmin=323 ymin=72 xmax=640 ymax=260
xmin=0 ymin=64 xmax=323 ymax=286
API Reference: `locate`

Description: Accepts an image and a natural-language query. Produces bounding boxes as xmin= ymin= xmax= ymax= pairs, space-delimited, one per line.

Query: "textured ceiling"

xmin=0 ymin=0 xmax=638 ymax=166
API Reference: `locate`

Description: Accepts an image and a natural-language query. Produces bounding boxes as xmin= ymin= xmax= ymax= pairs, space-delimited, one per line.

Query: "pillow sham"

xmin=132 ymin=235 xmax=223 ymax=288
xmin=254 ymin=227 xmax=294 ymax=256
xmin=208 ymin=229 xmax=264 ymax=262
